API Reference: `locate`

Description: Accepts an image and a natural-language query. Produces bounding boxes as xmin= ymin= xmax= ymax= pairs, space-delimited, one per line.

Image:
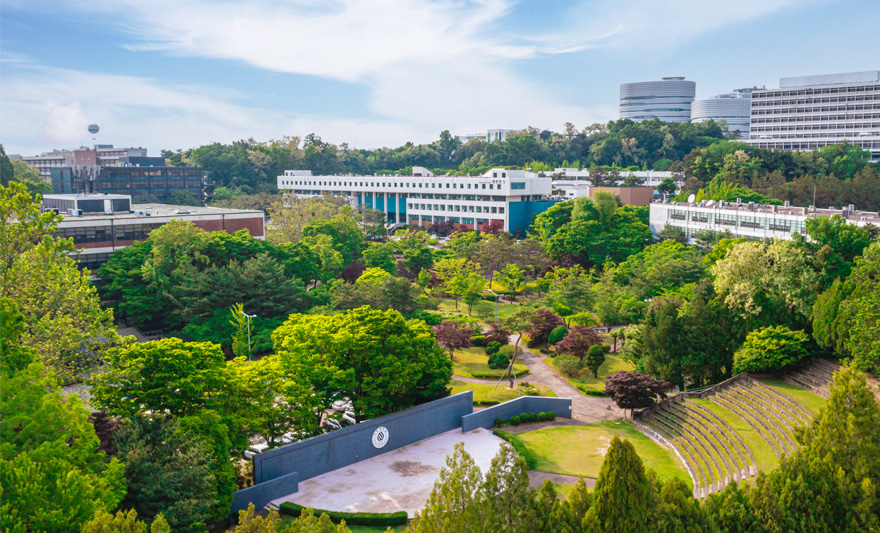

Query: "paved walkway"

xmin=514 ymin=343 xmax=624 ymax=424
xmin=527 ymin=470 xmax=596 ymax=489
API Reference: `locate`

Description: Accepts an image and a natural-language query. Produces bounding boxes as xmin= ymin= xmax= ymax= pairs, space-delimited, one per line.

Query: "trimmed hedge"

xmin=278 ymin=502 xmax=408 ymax=527
xmin=493 ymin=430 xmax=537 ymax=469
xmin=494 ymin=410 xmax=556 ymax=427
xmin=471 ymin=335 xmax=486 ymax=347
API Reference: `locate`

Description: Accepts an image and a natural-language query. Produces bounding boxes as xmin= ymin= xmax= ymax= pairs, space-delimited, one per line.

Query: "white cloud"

xmin=2 ymin=0 xmax=816 ymax=153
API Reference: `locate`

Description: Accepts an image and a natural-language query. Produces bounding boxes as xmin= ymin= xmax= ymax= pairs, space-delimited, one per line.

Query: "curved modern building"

xmin=690 ymin=88 xmax=759 ymax=138
xmin=619 ymin=77 xmax=696 ymax=122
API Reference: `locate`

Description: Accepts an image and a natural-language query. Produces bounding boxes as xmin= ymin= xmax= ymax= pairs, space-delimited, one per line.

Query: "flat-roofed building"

xmin=650 ymin=198 xmax=880 ymax=242
xmin=748 ymin=71 xmax=880 ymax=161
xmin=44 ymin=194 xmax=265 ymax=270
xmin=277 ymin=167 xmax=556 ymax=235
xmin=620 ymin=77 xmax=696 ymax=122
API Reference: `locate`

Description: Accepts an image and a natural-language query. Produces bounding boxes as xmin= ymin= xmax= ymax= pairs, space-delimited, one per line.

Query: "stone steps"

xmin=665 ymin=402 xmax=744 ymax=484
xmin=684 ymin=400 xmax=757 ymax=477
xmin=657 ymin=406 xmax=730 ymax=487
xmin=712 ymin=393 xmax=783 ymax=459
xmin=725 ymin=387 xmax=798 ymax=444
xmin=719 ymin=387 xmax=795 ymax=455
xmin=642 ymin=414 xmax=709 ymax=495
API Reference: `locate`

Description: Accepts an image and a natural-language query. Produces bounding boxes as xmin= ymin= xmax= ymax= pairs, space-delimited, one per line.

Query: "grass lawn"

xmin=544 ymin=353 xmax=634 ymax=395
xmin=436 ymin=298 xmax=522 ymax=322
xmin=450 ymin=380 xmax=556 ymax=406
xmin=687 ymin=397 xmax=779 ymax=475
xmin=508 ymin=421 xmax=691 ymax=489
xmin=755 ymin=379 xmax=827 ymax=416
xmin=452 ymin=346 xmax=529 ymax=379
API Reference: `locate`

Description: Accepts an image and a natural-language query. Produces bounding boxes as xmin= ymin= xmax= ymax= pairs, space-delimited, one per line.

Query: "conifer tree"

xmin=415 ymin=442 xmax=485 ymax=533
xmin=482 ymin=442 xmax=537 ymax=532
xmin=583 ymin=436 xmax=655 ymax=532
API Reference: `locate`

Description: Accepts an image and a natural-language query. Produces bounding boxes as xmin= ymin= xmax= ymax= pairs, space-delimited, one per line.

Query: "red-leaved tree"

xmin=526 ymin=309 xmax=565 ymax=345
xmin=555 ymin=325 xmax=602 ymax=361
xmin=432 ymin=321 xmax=473 ymax=361
xmin=604 ymin=371 xmax=672 ymax=419
xmin=484 ymin=323 xmax=511 ymax=346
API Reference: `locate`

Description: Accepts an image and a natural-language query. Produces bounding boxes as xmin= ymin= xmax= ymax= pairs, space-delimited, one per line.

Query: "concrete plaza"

xmin=269 ymin=428 xmax=503 ymax=518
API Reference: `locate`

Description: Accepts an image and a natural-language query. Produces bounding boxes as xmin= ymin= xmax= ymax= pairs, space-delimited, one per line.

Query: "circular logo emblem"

xmin=372 ymin=426 xmax=390 ymax=449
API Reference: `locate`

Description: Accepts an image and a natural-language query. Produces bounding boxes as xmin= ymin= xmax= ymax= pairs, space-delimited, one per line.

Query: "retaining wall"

xmin=461 ymin=396 xmax=572 ymax=432
xmin=254 ymin=391 xmax=473 ymax=484
xmin=230 ymin=472 xmax=298 ymax=513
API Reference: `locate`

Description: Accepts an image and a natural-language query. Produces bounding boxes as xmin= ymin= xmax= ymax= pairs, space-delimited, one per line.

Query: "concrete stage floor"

xmin=269 ymin=428 xmax=504 ymax=518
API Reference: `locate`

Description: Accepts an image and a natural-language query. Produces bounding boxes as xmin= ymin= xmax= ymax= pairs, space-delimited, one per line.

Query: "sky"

xmin=1 ymin=0 xmax=878 ymax=156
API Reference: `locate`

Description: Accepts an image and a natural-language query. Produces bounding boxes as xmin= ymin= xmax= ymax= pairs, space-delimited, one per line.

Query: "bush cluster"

xmin=485 ymin=341 xmax=502 ymax=356
xmin=495 ymin=411 xmax=556 ymax=428
xmin=471 ymin=335 xmax=486 ymax=347
xmin=526 ymin=337 xmax=541 ymax=349
xmin=555 ymin=353 xmax=582 ymax=377
xmin=279 ymin=502 xmax=408 ymax=527
xmin=488 ymin=352 xmax=510 ymax=369
xmin=499 ymin=345 xmax=522 ymax=358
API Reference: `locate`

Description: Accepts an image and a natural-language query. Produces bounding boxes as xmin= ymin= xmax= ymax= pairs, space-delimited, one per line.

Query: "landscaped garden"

xmin=450 ymin=380 xmax=556 ymax=406
xmin=544 ymin=353 xmax=634 ymax=395
xmin=505 ymin=421 xmax=692 ymax=489
xmin=451 ymin=346 xmax=529 ymax=379
xmin=436 ymin=297 xmax=522 ymax=322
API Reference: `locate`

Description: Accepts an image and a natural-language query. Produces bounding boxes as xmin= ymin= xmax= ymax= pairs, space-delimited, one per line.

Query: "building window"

xmin=510 ymin=182 xmax=525 ymax=190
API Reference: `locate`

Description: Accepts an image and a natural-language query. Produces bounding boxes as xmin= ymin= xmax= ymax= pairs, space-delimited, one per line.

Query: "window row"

xmin=280 ymin=180 xmax=506 ymax=190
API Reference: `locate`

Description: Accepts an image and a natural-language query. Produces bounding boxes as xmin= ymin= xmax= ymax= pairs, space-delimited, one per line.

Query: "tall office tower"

xmin=691 ymin=87 xmax=761 ymax=138
xmin=619 ymin=77 xmax=696 ymax=122
xmin=748 ymin=71 xmax=880 ymax=161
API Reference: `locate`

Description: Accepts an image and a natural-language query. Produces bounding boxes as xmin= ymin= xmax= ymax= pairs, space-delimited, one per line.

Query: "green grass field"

xmin=451 ymin=346 xmax=530 ymax=379
xmin=450 ymin=380 xmax=556 ymax=406
xmin=544 ymin=353 xmax=634 ymax=395
xmin=436 ymin=298 xmax=522 ymax=322
xmin=755 ymin=379 xmax=827 ymax=416
xmin=508 ymin=421 xmax=692 ymax=489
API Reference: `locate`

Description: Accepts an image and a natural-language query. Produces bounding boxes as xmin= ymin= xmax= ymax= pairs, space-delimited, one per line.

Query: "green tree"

xmin=91 ymin=338 xmax=230 ymax=418
xmin=274 ymin=307 xmax=451 ymax=420
xmin=1 ymin=358 xmax=126 ymax=532
xmin=585 ymin=345 xmax=606 ymax=378
xmin=791 ymin=215 xmax=875 ymax=289
xmin=361 ymin=243 xmax=397 ymax=275
xmin=414 ymin=442 xmax=485 ymax=533
xmin=230 ymin=303 xmax=250 ymax=359
xmin=301 ymin=212 xmax=365 ymax=265
xmin=548 ymin=324 xmax=568 ymax=345
xmin=115 ymin=416 xmax=218 ymax=530
xmin=584 ymin=436 xmax=656 ymax=532
xmin=494 ymin=263 xmax=526 ymax=300
xmin=167 ymin=189 xmax=201 ymax=206
xmin=81 ymin=509 xmax=151 ymax=533
xmin=458 ymin=272 xmax=488 ymax=315
xmin=355 ymin=266 xmax=392 ymax=285
xmin=542 ymin=265 xmax=594 ymax=325
xmin=265 ymin=194 xmax=350 ymax=244
xmin=481 ymin=442 xmax=537 ymax=531
xmin=732 ymin=325 xmax=810 ymax=374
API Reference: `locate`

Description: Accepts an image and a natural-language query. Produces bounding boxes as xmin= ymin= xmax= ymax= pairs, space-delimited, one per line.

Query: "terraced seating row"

xmin=782 ymin=358 xmax=836 ymax=397
xmin=638 ymin=377 xmax=815 ymax=497
xmin=804 ymin=358 xmax=880 ymax=403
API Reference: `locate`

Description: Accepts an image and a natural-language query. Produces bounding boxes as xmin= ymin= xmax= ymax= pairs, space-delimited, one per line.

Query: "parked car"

xmin=332 ymin=400 xmax=353 ymax=413
xmin=321 ymin=418 xmax=342 ymax=431
xmin=341 ymin=412 xmax=357 ymax=426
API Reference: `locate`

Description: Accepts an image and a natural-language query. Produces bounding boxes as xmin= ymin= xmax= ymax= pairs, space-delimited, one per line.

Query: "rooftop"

xmin=57 ymin=203 xmax=263 ymax=221
xmin=655 ymin=199 xmax=880 ymax=224
xmin=779 ymin=70 xmax=880 ymax=88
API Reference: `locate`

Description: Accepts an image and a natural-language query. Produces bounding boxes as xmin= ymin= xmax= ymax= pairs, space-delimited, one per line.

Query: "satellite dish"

xmin=706 ymin=200 xmax=714 ymax=207
xmin=87 ymin=124 xmax=100 ymax=135
xmin=687 ymin=193 xmax=696 ymax=203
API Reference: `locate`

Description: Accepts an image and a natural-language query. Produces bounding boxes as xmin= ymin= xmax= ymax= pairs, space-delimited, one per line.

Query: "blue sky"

xmin=1 ymin=0 xmax=878 ymax=156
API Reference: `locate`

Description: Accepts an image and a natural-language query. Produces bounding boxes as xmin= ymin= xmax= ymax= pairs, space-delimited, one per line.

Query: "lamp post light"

xmin=240 ymin=310 xmax=257 ymax=360
xmin=487 ymin=288 xmax=499 ymax=324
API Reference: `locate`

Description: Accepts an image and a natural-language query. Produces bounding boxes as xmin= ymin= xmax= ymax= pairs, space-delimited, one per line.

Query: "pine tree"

xmin=583 ymin=436 xmax=655 ymax=532
xmin=414 ymin=442 xmax=485 ymax=533
xmin=482 ymin=442 xmax=537 ymax=532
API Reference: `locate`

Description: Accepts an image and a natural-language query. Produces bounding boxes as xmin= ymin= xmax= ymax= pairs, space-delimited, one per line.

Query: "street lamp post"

xmin=240 ymin=309 xmax=257 ymax=360
xmin=487 ymin=288 xmax=499 ymax=324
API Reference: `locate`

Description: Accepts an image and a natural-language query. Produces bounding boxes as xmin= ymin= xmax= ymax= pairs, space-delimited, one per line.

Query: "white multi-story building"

xmin=620 ymin=77 xmax=696 ymax=123
xmin=691 ymin=87 xmax=761 ymax=138
xmin=457 ymin=129 xmax=513 ymax=144
xmin=748 ymin=71 xmax=880 ymax=161
xmin=277 ymin=167 xmax=556 ymax=235
xmin=552 ymin=169 xmax=673 ymax=188
xmin=650 ymin=199 xmax=880 ymax=242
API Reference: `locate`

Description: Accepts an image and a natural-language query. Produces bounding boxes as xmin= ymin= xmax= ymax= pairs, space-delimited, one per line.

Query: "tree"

xmin=458 ymin=272 xmax=488 ymax=315
xmin=355 ymin=266 xmax=392 ymax=285
xmin=414 ymin=442 xmax=486 ymax=533
xmin=484 ymin=323 xmax=511 ymax=346
xmin=585 ymin=345 xmax=606 ymax=378
xmin=548 ymin=325 xmax=568 ymax=346
xmin=497 ymin=309 xmax=534 ymax=388
xmin=91 ymin=338 xmax=230 ymax=418
xmin=81 ymin=509 xmax=165 ymax=533
xmin=526 ymin=308 xmax=566 ymax=345
xmin=274 ymin=307 xmax=452 ymax=420
xmin=167 ymin=188 xmax=201 ymax=206
xmin=301 ymin=212 xmax=365 ymax=265
xmin=812 ymin=241 xmax=880 ymax=373
xmin=555 ymin=325 xmax=602 ymax=363
xmin=229 ymin=303 xmax=250 ymax=359
xmin=791 ymin=215 xmax=875 ymax=289
xmin=1 ymin=183 xmax=118 ymax=379
xmin=657 ymin=178 xmax=677 ymax=196
xmin=584 ymin=436 xmax=656 ymax=532
xmin=481 ymin=442 xmax=537 ymax=531
xmin=432 ymin=321 xmax=473 ymax=361
xmin=542 ymin=265 xmax=594 ymax=325
xmin=1 ymin=349 xmax=125 ymax=532
xmin=115 ymin=416 xmax=218 ymax=529
xmin=494 ymin=263 xmax=526 ymax=300
xmin=604 ymin=371 xmax=671 ymax=419
xmin=732 ymin=325 xmax=809 ymax=374
xmin=362 ymin=243 xmax=397 ymax=275
xmin=266 ymin=194 xmax=350 ymax=244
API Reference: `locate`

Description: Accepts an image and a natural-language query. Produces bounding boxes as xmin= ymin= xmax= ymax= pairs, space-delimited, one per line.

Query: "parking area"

xmin=269 ymin=427 xmax=504 ymax=518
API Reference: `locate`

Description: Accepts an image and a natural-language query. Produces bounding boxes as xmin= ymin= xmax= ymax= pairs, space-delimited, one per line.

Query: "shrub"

xmin=539 ymin=348 xmax=551 ymax=355
xmin=481 ymin=293 xmax=497 ymax=302
xmin=548 ymin=325 xmax=569 ymax=345
xmin=526 ymin=337 xmax=541 ymax=349
xmin=555 ymin=353 xmax=582 ymax=377
xmin=471 ymin=335 xmax=486 ymax=347
xmin=601 ymin=344 xmax=611 ymax=353
xmin=494 ymin=417 xmax=505 ymax=428
xmin=509 ymin=415 xmax=521 ymax=426
xmin=499 ymin=345 xmax=522 ymax=358
xmin=488 ymin=352 xmax=510 ymax=369
xmin=426 ymin=297 xmax=442 ymax=309
xmin=485 ymin=341 xmax=502 ymax=356
xmin=548 ymin=411 xmax=556 ymax=420
xmin=733 ymin=325 xmax=810 ymax=374
xmin=585 ymin=345 xmax=606 ymax=378
xmin=278 ymin=502 xmax=408 ymax=527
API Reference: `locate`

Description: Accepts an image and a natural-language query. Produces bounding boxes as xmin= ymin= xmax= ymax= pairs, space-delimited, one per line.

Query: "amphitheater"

xmin=634 ymin=358 xmax=880 ymax=498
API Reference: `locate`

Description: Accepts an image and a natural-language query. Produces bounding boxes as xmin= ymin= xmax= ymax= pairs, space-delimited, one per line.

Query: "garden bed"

xmin=544 ymin=353 xmax=633 ymax=395
xmin=450 ymin=380 xmax=555 ymax=406
xmin=452 ymin=347 xmax=529 ymax=379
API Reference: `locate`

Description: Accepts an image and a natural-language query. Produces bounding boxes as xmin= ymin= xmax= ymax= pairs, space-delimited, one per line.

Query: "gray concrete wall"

xmin=254 ymin=391 xmax=473 ymax=484
xmin=231 ymin=472 xmax=298 ymax=513
xmin=461 ymin=396 xmax=572 ymax=432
